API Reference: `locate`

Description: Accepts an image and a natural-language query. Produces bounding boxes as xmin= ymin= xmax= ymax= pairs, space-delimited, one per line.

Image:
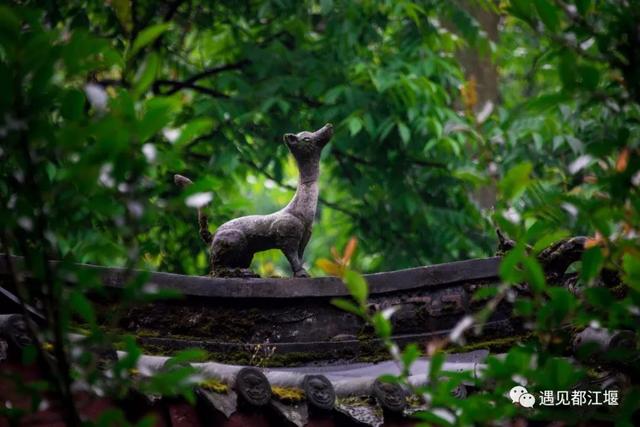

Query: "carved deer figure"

xmin=175 ymin=123 xmax=333 ymax=277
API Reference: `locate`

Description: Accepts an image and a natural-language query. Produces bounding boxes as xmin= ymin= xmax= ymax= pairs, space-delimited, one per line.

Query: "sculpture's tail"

xmin=174 ymin=174 xmax=213 ymax=245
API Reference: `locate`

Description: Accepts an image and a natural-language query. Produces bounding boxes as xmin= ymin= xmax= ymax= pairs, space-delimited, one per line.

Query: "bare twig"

xmin=179 ymin=60 xmax=250 ymax=87
xmin=153 ymin=79 xmax=230 ymax=98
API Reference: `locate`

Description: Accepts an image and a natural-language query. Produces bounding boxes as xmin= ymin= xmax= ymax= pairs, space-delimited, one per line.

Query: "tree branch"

xmin=181 ymin=60 xmax=251 ymax=87
xmin=152 ymin=59 xmax=249 ymax=98
xmin=153 ymin=79 xmax=229 ymax=98
xmin=333 ymin=147 xmax=447 ymax=169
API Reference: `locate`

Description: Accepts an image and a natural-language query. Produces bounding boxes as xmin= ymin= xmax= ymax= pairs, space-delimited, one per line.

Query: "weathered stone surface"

xmin=270 ymin=399 xmax=308 ymax=427
xmin=573 ymin=327 xmax=635 ymax=353
xmin=0 ymin=338 xmax=7 ymax=362
xmin=196 ymin=387 xmax=238 ymax=418
xmin=1 ymin=255 xmax=519 ymax=365
xmin=0 ymin=255 xmax=502 ymax=298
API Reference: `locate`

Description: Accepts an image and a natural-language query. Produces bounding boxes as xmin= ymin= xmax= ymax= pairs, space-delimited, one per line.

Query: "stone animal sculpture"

xmin=175 ymin=123 xmax=333 ymax=278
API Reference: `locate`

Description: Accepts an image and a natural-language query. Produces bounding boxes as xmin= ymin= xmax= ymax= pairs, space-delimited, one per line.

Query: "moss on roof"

xmin=271 ymin=386 xmax=305 ymax=403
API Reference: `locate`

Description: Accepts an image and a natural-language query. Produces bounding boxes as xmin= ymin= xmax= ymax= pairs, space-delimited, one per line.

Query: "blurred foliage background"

xmin=3 ymin=0 xmax=637 ymax=277
xmin=1 ymin=0 xmax=640 ymax=425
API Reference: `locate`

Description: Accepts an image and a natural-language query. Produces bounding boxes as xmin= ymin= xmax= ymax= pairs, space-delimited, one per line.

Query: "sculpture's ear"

xmin=283 ymin=133 xmax=297 ymax=145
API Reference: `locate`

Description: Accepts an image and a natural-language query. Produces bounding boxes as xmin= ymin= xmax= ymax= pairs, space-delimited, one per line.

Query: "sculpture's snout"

xmin=320 ymin=123 xmax=333 ymax=135
xmin=316 ymin=123 xmax=333 ymax=146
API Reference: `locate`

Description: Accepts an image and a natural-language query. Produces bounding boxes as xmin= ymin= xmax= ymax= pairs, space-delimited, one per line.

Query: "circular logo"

xmin=509 ymin=385 xmax=528 ymax=404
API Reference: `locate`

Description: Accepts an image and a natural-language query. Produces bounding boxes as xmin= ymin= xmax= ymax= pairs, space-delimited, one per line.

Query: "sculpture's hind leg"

xmin=210 ymin=229 xmax=257 ymax=277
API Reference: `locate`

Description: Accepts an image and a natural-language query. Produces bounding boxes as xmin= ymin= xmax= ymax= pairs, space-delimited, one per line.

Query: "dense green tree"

xmin=6 ymin=0 xmax=500 ymax=276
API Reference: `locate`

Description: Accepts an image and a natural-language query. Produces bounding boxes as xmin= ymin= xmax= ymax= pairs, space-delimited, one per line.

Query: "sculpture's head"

xmin=283 ymin=123 xmax=333 ymax=163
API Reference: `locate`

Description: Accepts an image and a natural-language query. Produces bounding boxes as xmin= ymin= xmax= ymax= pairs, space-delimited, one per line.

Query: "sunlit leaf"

xmin=534 ymin=0 xmax=560 ymax=31
xmin=317 ymin=258 xmax=342 ymax=276
xmin=331 ymin=298 xmax=363 ymax=316
xmin=129 ymin=23 xmax=171 ymax=59
xmin=343 ymin=269 xmax=368 ymax=306
xmin=499 ymin=162 xmax=533 ymax=201
xmin=342 ymin=237 xmax=358 ymax=264
xmin=372 ymin=311 xmax=391 ymax=338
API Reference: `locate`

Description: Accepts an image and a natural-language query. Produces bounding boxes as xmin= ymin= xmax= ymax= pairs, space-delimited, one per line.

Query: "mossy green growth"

xmin=272 ymin=386 xmax=305 ymax=403
xmin=200 ymin=378 xmax=228 ymax=394
xmin=337 ymin=395 xmax=372 ymax=406
xmin=446 ymin=333 xmax=532 ymax=354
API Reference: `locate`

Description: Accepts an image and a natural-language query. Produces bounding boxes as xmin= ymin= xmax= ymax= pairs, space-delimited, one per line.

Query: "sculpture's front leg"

xmin=283 ymin=249 xmax=309 ymax=278
xmin=293 ymin=268 xmax=310 ymax=278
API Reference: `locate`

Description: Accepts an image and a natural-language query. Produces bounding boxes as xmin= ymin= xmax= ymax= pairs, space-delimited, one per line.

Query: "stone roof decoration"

xmin=372 ymin=379 xmax=407 ymax=414
xmin=173 ymin=124 xmax=334 ymax=278
xmin=0 ymin=234 xmax=634 ymax=426
xmin=303 ymin=374 xmax=336 ymax=411
xmin=235 ymin=367 xmax=272 ymax=407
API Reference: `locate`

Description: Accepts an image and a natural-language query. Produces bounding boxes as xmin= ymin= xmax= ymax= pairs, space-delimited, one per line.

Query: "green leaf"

xmin=111 ymin=0 xmax=133 ymax=34
xmin=114 ymin=336 xmax=141 ymax=372
xmin=532 ymin=230 xmax=570 ymax=254
xmin=622 ymin=253 xmax=640 ymax=291
xmin=500 ymin=244 xmax=526 ymax=284
xmin=372 ymin=311 xmax=392 ymax=338
xmin=453 ymin=168 xmax=489 ymax=186
xmin=576 ymin=0 xmax=594 ymax=15
xmin=320 ymin=0 xmax=334 ymax=15
xmin=584 ymin=287 xmax=614 ymax=308
xmin=429 ymin=351 xmax=445 ymax=381
xmin=578 ymin=65 xmax=599 ymax=90
xmin=514 ymin=298 xmax=534 ymax=317
xmin=472 ymin=285 xmax=499 ymax=301
xmin=331 ymin=298 xmax=364 ymax=316
xmin=166 ymin=348 xmax=208 ymax=367
xmin=401 ymin=343 xmax=421 ymax=370
xmin=523 ymin=256 xmax=546 ymax=291
xmin=348 ymin=116 xmax=363 ymax=136
xmin=22 ymin=344 xmax=38 ymax=365
xmin=139 ymin=96 xmax=182 ymax=141
xmin=133 ymin=53 xmax=160 ymax=98
xmin=61 ymin=88 xmax=85 ymax=120
xmin=580 ymin=247 xmax=604 ymax=283
xmin=414 ymin=410 xmax=454 ymax=427
xmin=129 ymin=23 xmax=171 ymax=59
xmin=524 ymin=93 xmax=568 ymax=113
xmin=509 ymin=0 xmax=535 ymax=21
xmin=398 ymin=121 xmax=410 ymax=144
xmin=499 ymin=162 xmax=533 ymax=201
xmin=377 ymin=374 xmax=400 ymax=384
xmin=175 ymin=117 xmax=215 ymax=148
xmin=69 ymin=291 xmax=96 ymax=325
xmin=426 ymin=117 xmax=443 ymax=139
xmin=534 ymin=0 xmax=560 ymax=31
xmin=559 ymin=52 xmax=577 ymax=90
xmin=343 ymin=269 xmax=368 ymax=306
xmin=0 ymin=5 xmax=20 ymax=42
